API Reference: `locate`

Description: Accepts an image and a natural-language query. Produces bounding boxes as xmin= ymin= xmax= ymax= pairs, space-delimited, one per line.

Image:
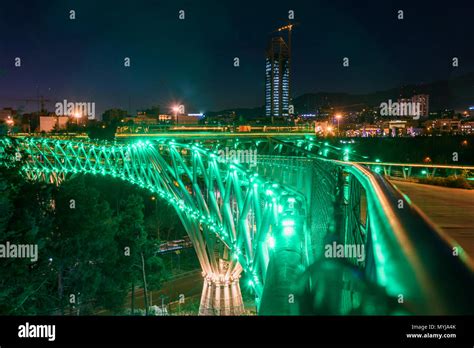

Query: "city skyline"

xmin=0 ymin=0 xmax=473 ymax=116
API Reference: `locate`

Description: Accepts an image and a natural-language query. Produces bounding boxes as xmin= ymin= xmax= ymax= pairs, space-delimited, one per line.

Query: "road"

xmin=135 ymin=269 xmax=203 ymax=308
xmin=95 ymin=269 xmax=203 ymax=315
xmin=390 ymin=180 xmax=474 ymax=258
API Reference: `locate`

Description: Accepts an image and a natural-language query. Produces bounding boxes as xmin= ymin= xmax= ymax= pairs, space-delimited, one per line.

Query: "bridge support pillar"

xmin=198 ymin=273 xmax=244 ymax=315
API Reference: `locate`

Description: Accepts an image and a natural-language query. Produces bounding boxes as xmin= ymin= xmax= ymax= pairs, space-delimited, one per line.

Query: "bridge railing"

xmin=336 ymin=160 xmax=473 ymax=314
xmin=354 ymin=161 xmax=474 ymax=182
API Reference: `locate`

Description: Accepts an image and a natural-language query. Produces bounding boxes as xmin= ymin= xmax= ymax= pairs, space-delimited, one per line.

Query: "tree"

xmin=141 ymin=106 xmax=160 ymax=119
xmin=85 ymin=120 xmax=117 ymax=141
xmin=0 ymin=167 xmax=172 ymax=315
xmin=50 ymin=176 xmax=124 ymax=314
xmin=0 ymin=169 xmax=57 ymax=315
xmin=102 ymin=109 xmax=128 ymax=125
xmin=144 ymin=198 xmax=183 ymax=241
xmin=0 ymin=121 xmax=8 ymax=136
xmin=116 ymin=194 xmax=166 ymax=315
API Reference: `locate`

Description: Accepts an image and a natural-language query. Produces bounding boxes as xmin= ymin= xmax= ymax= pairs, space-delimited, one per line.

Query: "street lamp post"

xmin=160 ymin=294 xmax=168 ymax=316
xmin=74 ymin=112 xmax=82 ymax=125
xmin=335 ymin=114 xmax=342 ymax=136
xmin=172 ymin=106 xmax=179 ymax=125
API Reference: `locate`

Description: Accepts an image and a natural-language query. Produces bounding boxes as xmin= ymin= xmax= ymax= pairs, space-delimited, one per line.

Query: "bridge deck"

xmin=390 ymin=179 xmax=474 ymax=258
xmin=115 ymin=132 xmax=313 ymax=139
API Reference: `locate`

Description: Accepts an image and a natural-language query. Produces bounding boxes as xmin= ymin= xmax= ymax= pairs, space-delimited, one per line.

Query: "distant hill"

xmin=294 ymin=72 xmax=474 ymax=113
xmin=206 ymin=72 xmax=474 ymax=117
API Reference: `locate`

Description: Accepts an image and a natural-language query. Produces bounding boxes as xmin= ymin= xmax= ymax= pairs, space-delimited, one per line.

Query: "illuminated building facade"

xmin=265 ymin=37 xmax=290 ymax=117
xmin=411 ymin=94 xmax=429 ymax=117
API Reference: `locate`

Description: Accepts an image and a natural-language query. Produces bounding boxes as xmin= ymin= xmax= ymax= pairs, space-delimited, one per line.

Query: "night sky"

xmin=0 ymin=0 xmax=473 ymax=115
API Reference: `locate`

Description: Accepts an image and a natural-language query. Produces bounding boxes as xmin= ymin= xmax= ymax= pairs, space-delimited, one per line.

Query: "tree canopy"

xmin=0 ymin=169 xmax=181 ymax=315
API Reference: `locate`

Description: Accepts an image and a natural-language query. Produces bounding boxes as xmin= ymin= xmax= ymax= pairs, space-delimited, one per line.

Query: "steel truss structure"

xmin=0 ymin=137 xmax=306 ymax=315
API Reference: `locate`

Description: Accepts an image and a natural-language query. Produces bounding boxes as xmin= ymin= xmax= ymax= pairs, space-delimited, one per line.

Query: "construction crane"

xmin=0 ymin=96 xmax=51 ymax=114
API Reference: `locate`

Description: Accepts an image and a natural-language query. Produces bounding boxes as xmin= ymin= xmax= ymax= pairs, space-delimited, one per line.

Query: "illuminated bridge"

xmin=0 ymin=135 xmax=472 ymax=315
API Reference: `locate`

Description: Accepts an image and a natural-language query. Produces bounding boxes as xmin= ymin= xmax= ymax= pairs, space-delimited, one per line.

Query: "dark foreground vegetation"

xmin=0 ymin=166 xmax=187 ymax=315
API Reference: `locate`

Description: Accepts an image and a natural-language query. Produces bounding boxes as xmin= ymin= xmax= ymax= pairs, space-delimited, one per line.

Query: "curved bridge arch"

xmin=0 ymin=137 xmax=307 ymax=315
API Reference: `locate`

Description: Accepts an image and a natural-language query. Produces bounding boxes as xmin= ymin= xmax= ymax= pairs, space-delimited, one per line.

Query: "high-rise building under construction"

xmin=265 ymin=36 xmax=290 ymax=117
